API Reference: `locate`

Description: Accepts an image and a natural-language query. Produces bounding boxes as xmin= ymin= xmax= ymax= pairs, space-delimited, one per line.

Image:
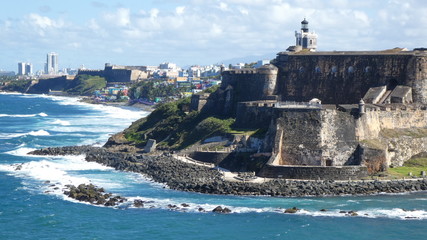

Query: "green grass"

xmin=388 ymin=158 xmax=427 ymax=178
xmin=388 ymin=166 xmax=427 ymax=178
xmin=65 ymin=75 xmax=106 ymax=96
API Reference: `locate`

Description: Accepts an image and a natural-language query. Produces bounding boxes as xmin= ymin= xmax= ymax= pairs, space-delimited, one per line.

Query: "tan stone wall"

xmin=356 ymin=108 xmax=427 ymax=140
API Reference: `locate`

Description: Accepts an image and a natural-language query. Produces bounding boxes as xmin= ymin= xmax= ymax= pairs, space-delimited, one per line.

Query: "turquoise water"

xmin=0 ymin=92 xmax=426 ymax=240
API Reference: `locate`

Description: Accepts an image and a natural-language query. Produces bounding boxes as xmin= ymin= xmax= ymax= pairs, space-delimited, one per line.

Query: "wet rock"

xmin=134 ymin=199 xmax=144 ymax=208
xmin=29 ymin=146 xmax=427 ymax=197
xmin=284 ymin=207 xmax=299 ymax=214
xmin=347 ymin=211 xmax=358 ymax=216
xmin=212 ymin=206 xmax=232 ymax=214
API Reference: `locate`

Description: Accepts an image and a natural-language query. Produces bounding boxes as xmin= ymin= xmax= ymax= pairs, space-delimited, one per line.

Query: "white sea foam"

xmin=0 ymin=112 xmax=47 ymax=118
xmin=0 ymin=155 xmax=115 ymax=198
xmin=29 ymin=130 xmax=50 ymax=136
xmin=0 ymin=130 xmax=50 ymax=139
xmin=51 ymin=119 xmax=71 ymax=126
xmin=4 ymin=147 xmax=38 ymax=156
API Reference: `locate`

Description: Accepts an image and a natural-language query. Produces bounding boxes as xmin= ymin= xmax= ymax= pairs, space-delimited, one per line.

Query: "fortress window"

xmin=331 ymin=66 xmax=338 ymax=73
xmin=315 ymin=66 xmax=321 ymax=73
xmin=348 ymin=66 xmax=354 ymax=73
xmin=364 ymin=66 xmax=371 ymax=73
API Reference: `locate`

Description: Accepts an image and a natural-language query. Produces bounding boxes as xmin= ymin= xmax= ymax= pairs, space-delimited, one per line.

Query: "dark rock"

xmin=134 ymin=199 xmax=144 ymax=208
xmin=347 ymin=211 xmax=358 ymax=216
xmin=212 ymin=206 xmax=232 ymax=214
xmin=29 ymin=146 xmax=427 ymax=198
xmin=284 ymin=207 xmax=299 ymax=214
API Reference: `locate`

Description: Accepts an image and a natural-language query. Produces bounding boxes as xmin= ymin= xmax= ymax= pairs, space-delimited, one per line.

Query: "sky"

xmin=0 ymin=0 xmax=426 ymax=72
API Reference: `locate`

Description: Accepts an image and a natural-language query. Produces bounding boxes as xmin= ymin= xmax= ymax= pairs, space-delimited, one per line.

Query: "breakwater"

xmin=29 ymin=146 xmax=427 ymax=197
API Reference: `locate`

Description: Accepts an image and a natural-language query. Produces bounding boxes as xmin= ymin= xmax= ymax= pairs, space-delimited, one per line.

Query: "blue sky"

xmin=1 ymin=0 xmax=426 ymax=73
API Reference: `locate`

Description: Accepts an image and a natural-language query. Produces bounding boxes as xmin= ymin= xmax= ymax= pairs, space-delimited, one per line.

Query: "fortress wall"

xmin=320 ymin=109 xmax=358 ymax=166
xmin=77 ymin=70 xmax=104 ymax=77
xmin=221 ymin=69 xmax=276 ymax=102
xmin=220 ymin=66 xmax=278 ymax=116
xmin=27 ymin=76 xmax=69 ymax=94
xmin=274 ymin=53 xmax=427 ymax=104
xmin=257 ymin=165 xmax=368 ymax=180
xmin=235 ymin=102 xmax=275 ymax=129
xmin=356 ymin=108 xmax=427 ymax=140
xmin=273 ymin=108 xmax=323 ymax=166
xmin=413 ymin=56 xmax=427 ymax=102
xmin=386 ymin=137 xmax=427 ymax=167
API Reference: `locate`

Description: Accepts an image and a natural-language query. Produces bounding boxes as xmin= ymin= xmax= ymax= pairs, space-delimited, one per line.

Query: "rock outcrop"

xmin=29 ymin=146 xmax=427 ymax=197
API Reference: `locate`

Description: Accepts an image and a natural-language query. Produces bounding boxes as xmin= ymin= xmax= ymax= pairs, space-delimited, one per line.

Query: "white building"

xmin=254 ymin=60 xmax=270 ymax=68
xmin=18 ymin=62 xmax=33 ymax=76
xmin=159 ymin=62 xmax=178 ymax=70
xmin=295 ymin=18 xmax=317 ymax=51
xmin=45 ymin=52 xmax=58 ymax=75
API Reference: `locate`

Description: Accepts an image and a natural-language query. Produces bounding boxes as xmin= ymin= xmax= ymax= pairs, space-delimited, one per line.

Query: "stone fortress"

xmin=191 ymin=19 xmax=427 ymax=180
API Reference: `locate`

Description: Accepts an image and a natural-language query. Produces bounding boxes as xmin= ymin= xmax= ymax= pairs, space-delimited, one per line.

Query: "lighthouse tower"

xmin=295 ymin=18 xmax=318 ymax=51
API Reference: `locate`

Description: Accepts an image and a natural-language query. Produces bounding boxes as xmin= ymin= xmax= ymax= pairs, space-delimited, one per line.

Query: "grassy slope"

xmin=65 ymin=75 xmax=106 ymax=96
xmin=388 ymin=158 xmax=427 ymax=178
xmin=123 ymin=95 xmax=263 ymax=150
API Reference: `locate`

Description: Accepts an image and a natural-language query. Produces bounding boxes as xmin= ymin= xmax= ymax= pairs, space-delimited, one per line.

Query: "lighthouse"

xmin=294 ymin=18 xmax=318 ymax=51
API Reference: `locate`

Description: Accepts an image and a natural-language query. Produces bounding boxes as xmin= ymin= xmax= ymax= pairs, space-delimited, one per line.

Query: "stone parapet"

xmin=258 ymin=164 xmax=368 ymax=180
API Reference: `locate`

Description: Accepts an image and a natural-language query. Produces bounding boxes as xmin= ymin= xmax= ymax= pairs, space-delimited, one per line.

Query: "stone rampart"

xmin=235 ymin=101 xmax=276 ymax=129
xmin=27 ymin=76 xmax=70 ymax=94
xmin=189 ymin=151 xmax=230 ymax=165
xmin=274 ymin=51 xmax=427 ymax=104
xmin=258 ymin=164 xmax=368 ymax=180
xmin=218 ymin=64 xmax=278 ymax=116
xmin=356 ymin=107 xmax=427 ymax=140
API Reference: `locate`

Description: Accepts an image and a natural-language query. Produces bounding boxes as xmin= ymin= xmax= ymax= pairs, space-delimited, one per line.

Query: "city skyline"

xmin=1 ymin=0 xmax=426 ymax=72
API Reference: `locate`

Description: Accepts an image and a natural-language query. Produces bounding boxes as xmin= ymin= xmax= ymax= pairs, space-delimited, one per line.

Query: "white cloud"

xmin=210 ymin=24 xmax=223 ymax=37
xmin=27 ymin=13 xmax=63 ymax=31
xmin=150 ymin=8 xmax=159 ymax=19
xmin=219 ymin=2 xmax=229 ymax=11
xmin=176 ymin=6 xmax=185 ymax=15
xmin=239 ymin=8 xmax=249 ymax=15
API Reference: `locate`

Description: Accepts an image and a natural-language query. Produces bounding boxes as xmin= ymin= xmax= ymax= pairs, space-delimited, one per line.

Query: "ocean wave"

xmin=0 ymin=112 xmax=48 ymax=118
xmin=2 ymin=158 xmax=426 ymax=221
xmin=51 ymin=119 xmax=71 ymax=126
xmin=0 ymin=130 xmax=50 ymax=139
xmin=0 ymin=156 xmax=114 ymax=197
xmin=116 ymin=197 xmax=427 ymax=220
xmin=4 ymin=147 xmax=38 ymax=156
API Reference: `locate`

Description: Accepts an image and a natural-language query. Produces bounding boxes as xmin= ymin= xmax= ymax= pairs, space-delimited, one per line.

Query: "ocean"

xmin=0 ymin=92 xmax=426 ymax=240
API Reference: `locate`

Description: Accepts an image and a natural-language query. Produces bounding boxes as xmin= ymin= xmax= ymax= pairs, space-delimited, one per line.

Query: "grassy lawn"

xmin=388 ymin=158 xmax=427 ymax=178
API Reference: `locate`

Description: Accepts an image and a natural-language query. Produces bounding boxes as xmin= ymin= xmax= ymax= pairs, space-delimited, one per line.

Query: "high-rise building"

xmin=18 ymin=62 xmax=33 ymax=76
xmin=25 ymin=63 xmax=33 ymax=76
xmin=45 ymin=52 xmax=58 ymax=75
xmin=18 ymin=62 xmax=26 ymax=75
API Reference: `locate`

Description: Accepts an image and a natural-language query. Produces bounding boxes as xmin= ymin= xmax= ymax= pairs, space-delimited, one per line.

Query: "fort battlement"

xmin=273 ymin=50 xmax=427 ymax=104
xmin=192 ymin=47 xmax=427 ymax=179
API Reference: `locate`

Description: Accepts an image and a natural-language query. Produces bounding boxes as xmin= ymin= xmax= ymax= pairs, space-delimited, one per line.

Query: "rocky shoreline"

xmin=29 ymin=146 xmax=427 ymax=198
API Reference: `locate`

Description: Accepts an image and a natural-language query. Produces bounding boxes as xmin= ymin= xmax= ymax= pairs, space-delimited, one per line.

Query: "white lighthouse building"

xmin=294 ymin=18 xmax=318 ymax=51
